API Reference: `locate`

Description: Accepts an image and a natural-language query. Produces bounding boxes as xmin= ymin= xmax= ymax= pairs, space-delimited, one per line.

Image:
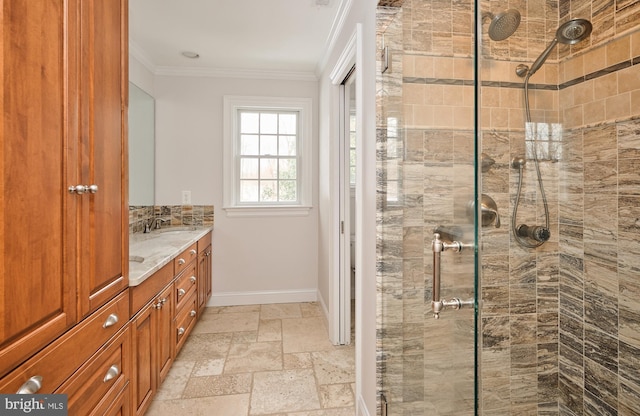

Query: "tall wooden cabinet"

xmin=0 ymin=0 xmax=128 ymax=379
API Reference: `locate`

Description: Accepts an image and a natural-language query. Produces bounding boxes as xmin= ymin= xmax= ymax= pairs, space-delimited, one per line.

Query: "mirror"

xmin=128 ymin=82 xmax=155 ymax=205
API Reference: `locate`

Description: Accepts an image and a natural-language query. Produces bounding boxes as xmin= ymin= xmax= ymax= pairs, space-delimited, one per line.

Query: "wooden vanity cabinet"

xmin=77 ymin=0 xmax=129 ymax=318
xmin=198 ymin=235 xmax=213 ymax=316
xmin=131 ymin=301 xmax=157 ymax=416
xmin=156 ymin=284 xmax=175 ymax=385
xmin=0 ymin=0 xmax=128 ymax=378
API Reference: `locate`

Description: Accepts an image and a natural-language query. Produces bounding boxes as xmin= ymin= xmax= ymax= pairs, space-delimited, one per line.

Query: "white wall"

xmin=316 ymin=0 xmax=377 ymax=414
xmin=153 ymin=75 xmax=320 ymax=306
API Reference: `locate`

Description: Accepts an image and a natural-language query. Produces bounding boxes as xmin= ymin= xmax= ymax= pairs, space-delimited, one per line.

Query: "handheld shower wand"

xmin=511 ymin=18 xmax=592 ymax=248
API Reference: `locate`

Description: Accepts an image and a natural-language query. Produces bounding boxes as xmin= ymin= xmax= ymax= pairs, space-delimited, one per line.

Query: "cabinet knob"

xmin=177 ymin=288 xmax=186 ymax=297
xmin=190 ymin=310 xmax=197 ymax=317
xmin=16 ymin=376 xmax=43 ymax=394
xmin=189 ymin=249 xmax=197 ymax=256
xmin=154 ymin=297 xmax=167 ymax=309
xmin=102 ymin=313 xmax=119 ymax=328
xmin=190 ymin=276 xmax=196 ymax=284
xmin=177 ymin=327 xmax=185 ymax=336
xmin=103 ymin=365 xmax=120 ymax=383
xmin=177 ymin=258 xmax=186 ymax=266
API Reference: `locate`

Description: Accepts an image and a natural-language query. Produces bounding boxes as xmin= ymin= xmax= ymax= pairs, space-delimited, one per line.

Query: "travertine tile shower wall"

xmin=376 ymin=0 xmax=640 ymax=414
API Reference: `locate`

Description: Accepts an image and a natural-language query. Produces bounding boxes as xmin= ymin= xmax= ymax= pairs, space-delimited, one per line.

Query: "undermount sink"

xmin=129 ymin=255 xmax=145 ymax=263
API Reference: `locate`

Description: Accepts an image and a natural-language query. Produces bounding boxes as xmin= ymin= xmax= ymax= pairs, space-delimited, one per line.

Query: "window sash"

xmin=236 ymin=109 xmax=301 ymax=205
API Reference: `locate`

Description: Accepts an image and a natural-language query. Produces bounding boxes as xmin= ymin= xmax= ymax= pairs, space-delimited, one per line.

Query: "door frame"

xmin=329 ymin=27 xmax=361 ymax=345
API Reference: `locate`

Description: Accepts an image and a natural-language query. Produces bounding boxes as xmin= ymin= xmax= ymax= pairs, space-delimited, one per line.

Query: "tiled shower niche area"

xmin=376 ymin=0 xmax=640 ymax=414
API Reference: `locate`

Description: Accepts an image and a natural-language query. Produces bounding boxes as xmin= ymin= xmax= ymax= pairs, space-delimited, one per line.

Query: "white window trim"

xmin=223 ymin=95 xmax=313 ymax=217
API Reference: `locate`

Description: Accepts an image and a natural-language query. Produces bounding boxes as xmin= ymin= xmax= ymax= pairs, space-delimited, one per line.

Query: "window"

xmin=223 ymin=96 xmax=312 ymax=216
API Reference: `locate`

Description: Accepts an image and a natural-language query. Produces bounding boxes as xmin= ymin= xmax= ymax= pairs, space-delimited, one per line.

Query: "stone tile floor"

xmin=147 ymin=302 xmax=355 ymax=415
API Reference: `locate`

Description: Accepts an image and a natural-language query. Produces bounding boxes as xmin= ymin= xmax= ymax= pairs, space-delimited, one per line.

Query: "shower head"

xmin=526 ymin=18 xmax=592 ymax=78
xmin=485 ymin=9 xmax=521 ymax=41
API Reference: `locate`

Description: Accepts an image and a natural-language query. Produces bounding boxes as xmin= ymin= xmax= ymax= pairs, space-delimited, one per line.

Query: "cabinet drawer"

xmin=0 ymin=290 xmax=130 ymax=394
xmin=174 ymin=291 xmax=198 ymax=353
xmin=198 ymin=231 xmax=212 ymax=253
xmin=56 ymin=325 xmax=131 ymax=415
xmin=130 ymin=262 xmax=173 ymax=314
xmin=174 ymin=243 xmax=197 ymax=275
xmin=174 ymin=262 xmax=197 ymax=311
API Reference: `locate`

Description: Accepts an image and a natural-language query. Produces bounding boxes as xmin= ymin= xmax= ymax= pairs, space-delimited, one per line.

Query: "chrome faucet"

xmin=144 ymin=217 xmax=168 ymax=233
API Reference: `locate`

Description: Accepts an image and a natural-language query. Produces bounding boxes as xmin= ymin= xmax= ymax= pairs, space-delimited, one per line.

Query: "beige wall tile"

xmin=605 ymin=92 xmax=631 ymax=120
xmin=594 ymin=72 xmax=619 ymax=100
xmin=442 ymin=85 xmax=464 ymax=106
xmin=583 ymin=99 xmax=606 ymax=124
xmin=583 ymin=46 xmax=607 ymax=75
xmin=403 ymin=54 xmax=415 ymax=77
xmin=403 ymin=84 xmax=425 ymax=105
xmin=564 ymin=54 xmax=585 ymax=81
xmin=433 ymin=57 xmax=455 ymax=79
xmin=618 ymin=65 xmax=640 ymax=94
xmin=414 ymin=55 xmax=435 ymax=78
xmin=607 ymin=36 xmax=631 ymax=66
xmin=632 ymin=31 xmax=640 ymax=57
xmin=453 ymin=57 xmax=473 ymax=80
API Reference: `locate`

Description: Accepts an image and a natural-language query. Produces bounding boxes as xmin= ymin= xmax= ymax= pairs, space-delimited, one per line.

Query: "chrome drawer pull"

xmin=103 ymin=313 xmax=119 ymax=328
xmin=189 ymin=276 xmax=196 ymax=284
xmin=103 ymin=365 xmax=120 ymax=383
xmin=177 ymin=288 xmax=186 ymax=297
xmin=16 ymin=376 xmax=43 ymax=394
xmin=189 ymin=249 xmax=197 ymax=256
xmin=177 ymin=258 xmax=186 ymax=266
xmin=177 ymin=327 xmax=185 ymax=336
xmin=190 ymin=310 xmax=196 ymax=317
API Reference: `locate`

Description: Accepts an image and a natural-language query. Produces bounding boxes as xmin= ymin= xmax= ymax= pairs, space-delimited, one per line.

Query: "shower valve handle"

xmin=517 ymin=224 xmax=550 ymax=242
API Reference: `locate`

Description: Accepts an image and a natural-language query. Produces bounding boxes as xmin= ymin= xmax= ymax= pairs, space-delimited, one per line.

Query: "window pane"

xmin=279 ymin=180 xmax=297 ymax=201
xmin=350 ymin=167 xmax=356 ymax=184
xmin=279 ymin=136 xmax=296 ymax=156
xmin=241 ymin=135 xmax=259 ymax=155
xmin=260 ymin=113 xmax=278 ymax=134
xmin=240 ymin=158 xmax=258 ymax=179
xmin=279 ymin=158 xmax=297 ymax=179
xmin=260 ymin=180 xmax=277 ymax=201
xmin=279 ymin=113 xmax=297 ymax=134
xmin=260 ymin=135 xmax=278 ymax=155
xmin=260 ymin=158 xmax=278 ymax=179
xmin=240 ymin=180 xmax=259 ymax=202
xmin=241 ymin=112 xmax=259 ymax=134
xmin=350 ymin=149 xmax=356 ymax=168
xmin=350 ymin=132 xmax=356 ymax=148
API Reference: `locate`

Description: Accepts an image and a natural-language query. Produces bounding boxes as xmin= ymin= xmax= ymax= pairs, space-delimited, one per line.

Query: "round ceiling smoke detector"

xmin=181 ymin=51 xmax=200 ymax=59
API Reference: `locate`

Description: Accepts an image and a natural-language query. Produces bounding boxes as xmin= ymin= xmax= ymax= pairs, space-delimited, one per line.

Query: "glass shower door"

xmin=376 ymin=1 xmax=479 ymax=414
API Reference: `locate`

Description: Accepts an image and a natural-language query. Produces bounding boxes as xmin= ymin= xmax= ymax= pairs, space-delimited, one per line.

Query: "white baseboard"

xmin=210 ymin=289 xmax=317 ymax=306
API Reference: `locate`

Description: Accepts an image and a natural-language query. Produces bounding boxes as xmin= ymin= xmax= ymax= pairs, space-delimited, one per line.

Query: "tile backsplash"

xmin=129 ymin=205 xmax=214 ymax=234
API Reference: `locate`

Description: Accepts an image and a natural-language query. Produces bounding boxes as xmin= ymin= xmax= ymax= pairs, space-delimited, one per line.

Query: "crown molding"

xmin=153 ymin=66 xmax=318 ymax=81
xmin=129 ymin=41 xmax=157 ymax=74
xmin=316 ymin=0 xmax=354 ymax=76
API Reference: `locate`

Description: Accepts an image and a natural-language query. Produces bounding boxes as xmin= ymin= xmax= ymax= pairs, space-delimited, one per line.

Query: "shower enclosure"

xmin=376 ymin=0 xmax=640 ymax=414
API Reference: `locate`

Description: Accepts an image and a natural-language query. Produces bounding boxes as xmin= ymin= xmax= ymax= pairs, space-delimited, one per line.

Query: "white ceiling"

xmin=129 ymin=0 xmax=343 ymax=77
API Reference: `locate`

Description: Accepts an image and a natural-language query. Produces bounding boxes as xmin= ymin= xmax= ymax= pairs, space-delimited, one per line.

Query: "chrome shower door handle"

xmin=431 ymin=232 xmax=474 ymax=319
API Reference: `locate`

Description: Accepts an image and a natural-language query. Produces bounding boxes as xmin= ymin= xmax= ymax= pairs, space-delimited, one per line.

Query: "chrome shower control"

xmin=517 ymin=224 xmax=550 ymax=242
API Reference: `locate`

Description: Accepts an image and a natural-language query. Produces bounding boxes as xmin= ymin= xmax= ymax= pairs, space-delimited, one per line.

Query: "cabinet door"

xmin=197 ymin=245 xmax=212 ymax=315
xmin=131 ymin=305 xmax=156 ymax=416
xmin=0 ymin=0 xmax=79 ymax=377
xmin=78 ymin=0 xmax=129 ymax=316
xmin=156 ymin=284 xmax=174 ymax=385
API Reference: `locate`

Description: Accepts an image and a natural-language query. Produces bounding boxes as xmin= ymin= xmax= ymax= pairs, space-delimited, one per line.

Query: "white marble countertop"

xmin=129 ymin=226 xmax=213 ymax=287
